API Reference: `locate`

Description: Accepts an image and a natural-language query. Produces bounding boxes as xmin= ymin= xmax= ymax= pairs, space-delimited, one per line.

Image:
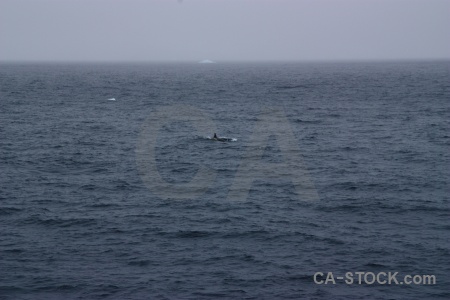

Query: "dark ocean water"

xmin=0 ymin=61 xmax=449 ymax=299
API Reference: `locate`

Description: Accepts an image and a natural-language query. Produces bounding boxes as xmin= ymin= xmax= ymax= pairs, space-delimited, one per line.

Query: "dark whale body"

xmin=212 ymin=133 xmax=232 ymax=142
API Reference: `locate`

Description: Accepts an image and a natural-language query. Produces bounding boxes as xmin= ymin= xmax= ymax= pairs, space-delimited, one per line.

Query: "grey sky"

xmin=1 ymin=0 xmax=449 ymax=62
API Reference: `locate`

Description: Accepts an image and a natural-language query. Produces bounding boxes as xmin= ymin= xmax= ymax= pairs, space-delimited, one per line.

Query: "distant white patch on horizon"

xmin=108 ymin=98 xmax=116 ymax=101
xmin=199 ymin=60 xmax=216 ymax=64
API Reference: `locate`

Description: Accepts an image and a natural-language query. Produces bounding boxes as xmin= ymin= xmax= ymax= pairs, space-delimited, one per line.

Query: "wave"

xmin=205 ymin=136 xmax=237 ymax=142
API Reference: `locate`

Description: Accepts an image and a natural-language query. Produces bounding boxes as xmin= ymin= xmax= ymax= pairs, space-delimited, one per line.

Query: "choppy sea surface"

xmin=1 ymin=61 xmax=449 ymax=299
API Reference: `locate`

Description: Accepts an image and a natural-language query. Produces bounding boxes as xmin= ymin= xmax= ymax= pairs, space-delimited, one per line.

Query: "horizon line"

xmin=1 ymin=58 xmax=449 ymax=64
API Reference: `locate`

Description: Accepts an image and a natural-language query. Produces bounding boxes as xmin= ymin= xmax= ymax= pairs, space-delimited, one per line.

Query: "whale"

xmin=212 ymin=133 xmax=233 ymax=142
xmin=214 ymin=137 xmax=231 ymax=142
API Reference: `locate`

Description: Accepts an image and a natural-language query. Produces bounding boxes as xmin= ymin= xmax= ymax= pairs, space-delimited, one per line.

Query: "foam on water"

xmin=206 ymin=135 xmax=237 ymax=142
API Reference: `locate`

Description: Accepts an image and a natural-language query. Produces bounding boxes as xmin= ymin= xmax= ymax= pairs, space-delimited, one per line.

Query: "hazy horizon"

xmin=1 ymin=0 xmax=449 ymax=62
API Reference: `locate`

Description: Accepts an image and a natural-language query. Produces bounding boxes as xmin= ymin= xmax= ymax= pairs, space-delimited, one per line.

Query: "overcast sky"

xmin=1 ymin=0 xmax=449 ymax=62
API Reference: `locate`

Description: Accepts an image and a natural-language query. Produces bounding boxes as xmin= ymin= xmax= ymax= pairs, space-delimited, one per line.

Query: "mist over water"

xmin=1 ymin=61 xmax=449 ymax=299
